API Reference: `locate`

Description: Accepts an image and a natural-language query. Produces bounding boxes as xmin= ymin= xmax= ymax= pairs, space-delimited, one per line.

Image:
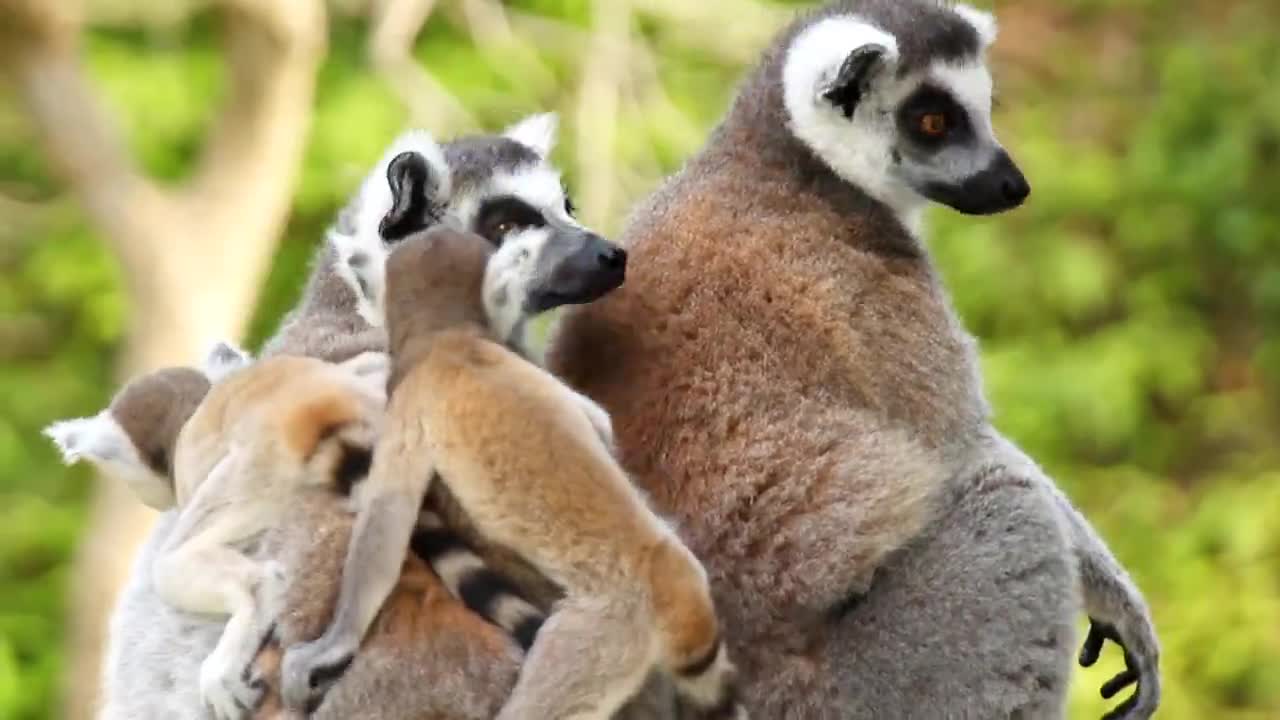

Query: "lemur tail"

xmin=410 ymin=509 xmax=546 ymax=651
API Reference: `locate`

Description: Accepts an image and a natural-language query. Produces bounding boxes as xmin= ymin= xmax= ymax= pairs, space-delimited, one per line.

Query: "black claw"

xmin=1081 ymin=619 xmax=1147 ymax=719
xmin=1100 ymin=669 xmax=1138 ymax=700
xmin=1079 ymin=625 xmax=1106 ymax=667
xmin=1099 ymin=692 xmax=1139 ymax=720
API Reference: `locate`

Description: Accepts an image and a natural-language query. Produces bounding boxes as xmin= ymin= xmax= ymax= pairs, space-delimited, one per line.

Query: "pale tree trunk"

xmin=0 ymin=1 xmax=326 ymax=718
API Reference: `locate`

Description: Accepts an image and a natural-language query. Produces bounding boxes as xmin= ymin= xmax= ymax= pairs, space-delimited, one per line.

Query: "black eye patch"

xmin=474 ymin=196 xmax=546 ymax=246
xmin=896 ymin=83 xmax=974 ymax=149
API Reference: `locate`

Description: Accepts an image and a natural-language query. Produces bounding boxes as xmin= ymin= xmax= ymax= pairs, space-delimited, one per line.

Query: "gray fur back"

xmin=99 ymin=512 xmax=220 ymax=720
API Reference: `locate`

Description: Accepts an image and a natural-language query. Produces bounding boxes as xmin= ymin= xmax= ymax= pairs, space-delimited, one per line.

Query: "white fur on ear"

xmin=504 ymin=112 xmax=559 ymax=157
xmin=784 ymin=16 xmax=899 ymax=116
xmin=350 ymin=129 xmax=451 ymax=255
xmin=783 ymin=17 xmax=926 ymax=233
xmin=44 ymin=413 xmax=176 ymax=510
xmin=44 ymin=415 xmax=109 ymax=466
xmin=334 ymin=129 xmax=449 ymax=327
xmin=953 ymin=4 xmax=998 ymax=48
xmin=200 ymin=339 xmax=252 ymax=382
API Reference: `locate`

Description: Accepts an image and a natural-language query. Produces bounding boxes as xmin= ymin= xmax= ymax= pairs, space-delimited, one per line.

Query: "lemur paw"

xmin=280 ymin=635 xmax=358 ymax=713
xmin=1079 ymin=618 xmax=1161 ymax=720
xmin=199 ymin=644 xmax=265 ymax=720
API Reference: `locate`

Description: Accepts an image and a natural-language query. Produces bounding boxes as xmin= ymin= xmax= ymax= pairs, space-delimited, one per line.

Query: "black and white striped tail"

xmin=410 ymin=509 xmax=545 ymax=651
xmin=674 ymin=637 xmax=749 ymax=720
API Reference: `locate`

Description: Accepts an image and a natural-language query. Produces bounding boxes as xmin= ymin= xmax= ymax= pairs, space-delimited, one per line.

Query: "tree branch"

xmin=574 ymin=0 xmax=630 ymax=229
xmin=0 ymin=0 xmax=165 ymax=272
xmin=189 ymin=0 xmax=325 ymax=206
xmin=368 ymin=0 xmax=477 ymax=133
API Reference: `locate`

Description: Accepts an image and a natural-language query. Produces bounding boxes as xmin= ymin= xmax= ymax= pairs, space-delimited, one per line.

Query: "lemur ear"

xmin=44 ymin=412 xmax=176 ymax=510
xmin=504 ymin=112 xmax=558 ymax=157
xmin=200 ymin=339 xmax=251 ymax=382
xmin=953 ymin=4 xmax=998 ymax=48
xmin=44 ymin=413 xmax=125 ymax=467
xmin=355 ymin=129 xmax=451 ymax=245
xmin=821 ymin=44 xmax=894 ymax=119
xmin=379 ymin=151 xmax=435 ymax=241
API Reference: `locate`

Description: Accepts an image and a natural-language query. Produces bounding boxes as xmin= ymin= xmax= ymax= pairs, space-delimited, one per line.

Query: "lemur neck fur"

xmin=705 ymin=49 xmax=926 ymax=257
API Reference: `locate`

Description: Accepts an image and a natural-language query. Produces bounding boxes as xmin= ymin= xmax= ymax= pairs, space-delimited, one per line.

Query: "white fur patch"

xmin=504 ymin=112 xmax=559 ymax=158
xmin=352 ymin=129 xmax=451 ymax=246
xmin=483 ymin=226 xmax=551 ymax=341
xmin=331 ymin=229 xmax=389 ymax=327
xmin=334 ymin=128 xmax=451 ymax=328
xmin=930 ymin=60 xmax=996 ymax=142
xmin=675 ymin=641 xmax=737 ymax=708
xmin=44 ymin=413 xmax=175 ymax=510
xmin=450 ymin=161 xmax=577 ymax=235
xmin=952 ymin=4 xmax=998 ymax=48
xmin=782 ymin=16 xmax=926 ymax=225
xmin=199 ymin=339 xmax=251 ymax=383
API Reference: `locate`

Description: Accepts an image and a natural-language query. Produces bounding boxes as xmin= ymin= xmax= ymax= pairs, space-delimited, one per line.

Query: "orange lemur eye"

xmin=919 ymin=113 xmax=948 ymax=137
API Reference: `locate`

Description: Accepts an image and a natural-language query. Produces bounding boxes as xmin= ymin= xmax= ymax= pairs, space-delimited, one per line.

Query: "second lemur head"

xmin=43 ymin=341 xmax=250 ymax=510
xmin=770 ymin=0 xmax=1029 ymax=226
xmin=337 ymin=113 xmax=627 ymax=351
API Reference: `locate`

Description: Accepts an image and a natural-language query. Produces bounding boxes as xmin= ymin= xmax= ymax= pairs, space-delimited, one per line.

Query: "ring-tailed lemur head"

xmin=334 ymin=113 xmax=626 ymax=348
xmin=780 ymin=0 xmax=1029 ymax=229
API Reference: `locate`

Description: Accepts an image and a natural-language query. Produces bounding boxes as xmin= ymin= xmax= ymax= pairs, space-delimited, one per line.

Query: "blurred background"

xmin=0 ymin=0 xmax=1277 ymax=718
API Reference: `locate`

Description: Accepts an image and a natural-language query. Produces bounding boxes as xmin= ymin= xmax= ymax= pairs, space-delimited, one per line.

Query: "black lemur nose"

xmin=1002 ymin=173 xmax=1030 ymax=204
xmin=599 ymin=246 xmax=627 ymax=271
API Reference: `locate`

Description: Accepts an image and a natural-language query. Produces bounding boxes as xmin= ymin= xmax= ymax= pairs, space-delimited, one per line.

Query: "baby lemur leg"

xmin=279 ymin=417 xmax=434 ymax=712
xmin=647 ymin=540 xmax=742 ymax=719
xmin=496 ymin=594 xmax=658 ymax=720
xmin=495 ymin=538 xmax=738 ymax=720
xmin=154 ymin=453 xmax=280 ymax=719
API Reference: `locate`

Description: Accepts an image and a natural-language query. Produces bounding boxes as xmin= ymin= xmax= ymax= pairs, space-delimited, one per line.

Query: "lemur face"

xmin=335 ymin=114 xmax=626 ymax=343
xmin=783 ymin=3 xmax=1030 ymax=225
xmin=888 ymin=62 xmax=1029 ymax=215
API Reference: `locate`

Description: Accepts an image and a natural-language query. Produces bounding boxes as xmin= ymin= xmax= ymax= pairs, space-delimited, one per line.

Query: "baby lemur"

xmin=279 ymin=226 xmax=745 ymax=720
xmin=47 ymin=343 xmax=390 ymax=720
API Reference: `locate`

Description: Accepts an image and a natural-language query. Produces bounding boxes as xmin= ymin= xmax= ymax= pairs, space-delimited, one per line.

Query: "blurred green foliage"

xmin=1 ymin=1 xmax=1277 ymax=718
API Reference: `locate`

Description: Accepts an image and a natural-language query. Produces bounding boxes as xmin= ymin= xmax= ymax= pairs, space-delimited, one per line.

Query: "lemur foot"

xmin=200 ymin=642 xmax=266 ymax=720
xmin=280 ymin=633 xmax=359 ymax=714
xmin=1079 ymin=618 xmax=1161 ymax=720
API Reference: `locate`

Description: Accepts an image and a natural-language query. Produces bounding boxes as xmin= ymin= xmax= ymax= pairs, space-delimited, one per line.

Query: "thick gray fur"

xmin=545 ymin=2 xmax=1159 ymax=719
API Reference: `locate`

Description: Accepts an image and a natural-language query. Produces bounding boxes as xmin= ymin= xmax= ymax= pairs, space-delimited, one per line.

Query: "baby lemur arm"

xmin=279 ymin=391 xmax=436 ymax=712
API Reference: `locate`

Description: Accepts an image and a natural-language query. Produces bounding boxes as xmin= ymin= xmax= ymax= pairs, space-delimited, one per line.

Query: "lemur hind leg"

xmin=495 ymin=594 xmax=657 ymax=720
